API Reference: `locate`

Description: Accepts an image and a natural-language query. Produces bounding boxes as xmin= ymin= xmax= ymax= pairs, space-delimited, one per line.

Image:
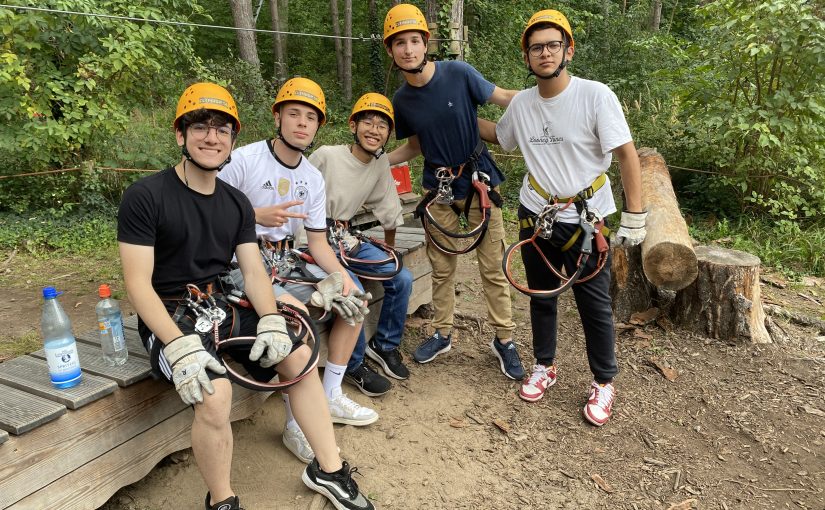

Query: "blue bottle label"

xmin=45 ymin=343 xmax=82 ymax=383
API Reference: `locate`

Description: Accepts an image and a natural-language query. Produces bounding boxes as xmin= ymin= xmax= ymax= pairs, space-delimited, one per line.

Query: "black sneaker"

xmin=490 ymin=337 xmax=525 ymax=380
xmin=366 ymin=337 xmax=410 ymax=380
xmin=302 ymin=458 xmax=375 ymax=510
xmin=344 ymin=362 xmax=392 ymax=397
xmin=205 ymin=493 xmax=244 ymax=510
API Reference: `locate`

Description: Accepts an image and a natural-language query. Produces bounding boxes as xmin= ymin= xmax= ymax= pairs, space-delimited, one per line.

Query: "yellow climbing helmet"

xmin=348 ymin=93 xmax=394 ymax=131
xmin=383 ymin=3 xmax=430 ymax=45
xmin=271 ymin=77 xmax=327 ymax=125
xmin=174 ymin=82 xmax=241 ymax=133
xmin=521 ymin=9 xmax=575 ymax=52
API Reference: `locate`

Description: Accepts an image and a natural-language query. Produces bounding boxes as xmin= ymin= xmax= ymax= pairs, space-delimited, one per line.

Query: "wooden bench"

xmin=0 ymin=224 xmax=431 ymax=510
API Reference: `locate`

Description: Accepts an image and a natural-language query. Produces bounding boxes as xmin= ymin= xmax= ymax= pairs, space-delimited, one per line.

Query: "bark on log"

xmin=610 ymin=244 xmax=654 ymax=322
xmin=671 ymin=245 xmax=771 ymax=344
xmin=638 ymin=147 xmax=697 ymax=291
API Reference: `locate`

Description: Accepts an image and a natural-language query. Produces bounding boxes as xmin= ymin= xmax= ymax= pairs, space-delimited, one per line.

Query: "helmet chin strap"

xmin=180 ymin=129 xmax=233 ymax=172
xmin=353 ymin=133 xmax=384 ymax=160
xmin=526 ymin=55 xmax=568 ymax=81
xmin=396 ymin=53 xmax=428 ymax=74
xmin=277 ymin=128 xmax=314 ymax=153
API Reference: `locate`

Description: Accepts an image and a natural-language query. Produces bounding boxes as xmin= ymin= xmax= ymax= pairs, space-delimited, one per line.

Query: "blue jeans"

xmin=345 ymin=241 xmax=413 ymax=372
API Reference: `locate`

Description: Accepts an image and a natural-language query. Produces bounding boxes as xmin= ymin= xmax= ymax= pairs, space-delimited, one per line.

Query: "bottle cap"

xmin=42 ymin=286 xmax=60 ymax=299
xmin=98 ymin=284 xmax=112 ymax=299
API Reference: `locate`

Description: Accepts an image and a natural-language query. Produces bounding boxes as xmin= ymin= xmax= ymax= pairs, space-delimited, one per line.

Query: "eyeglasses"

xmin=188 ymin=123 xmax=236 ymax=140
xmin=359 ymin=119 xmax=390 ymax=133
xmin=528 ymin=40 xmax=564 ymax=57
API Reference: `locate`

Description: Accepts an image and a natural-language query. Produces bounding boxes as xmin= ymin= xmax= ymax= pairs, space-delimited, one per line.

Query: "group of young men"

xmin=117 ymin=5 xmax=646 ymax=509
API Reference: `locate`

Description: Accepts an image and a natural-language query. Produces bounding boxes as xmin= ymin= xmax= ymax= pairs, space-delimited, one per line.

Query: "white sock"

xmin=323 ymin=362 xmax=347 ymax=398
xmin=283 ymin=393 xmax=297 ymax=430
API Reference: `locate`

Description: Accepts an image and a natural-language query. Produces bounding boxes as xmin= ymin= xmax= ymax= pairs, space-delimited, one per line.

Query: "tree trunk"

xmin=229 ymin=0 xmax=260 ymax=67
xmin=425 ymin=0 xmax=439 ymax=58
xmin=448 ymin=0 xmax=464 ymax=59
xmin=650 ymin=0 xmax=662 ymax=31
xmin=671 ymin=246 xmax=772 ymax=344
xmin=270 ymin=0 xmax=288 ymax=81
xmin=330 ymin=0 xmax=344 ymax=88
xmin=638 ymin=147 xmax=697 ymax=291
xmin=343 ymin=0 xmax=352 ymax=102
xmin=610 ymin=244 xmax=655 ymax=323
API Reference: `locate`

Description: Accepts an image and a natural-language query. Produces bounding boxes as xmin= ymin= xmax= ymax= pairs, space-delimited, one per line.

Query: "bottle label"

xmin=99 ymin=319 xmax=126 ymax=351
xmin=45 ymin=343 xmax=82 ymax=383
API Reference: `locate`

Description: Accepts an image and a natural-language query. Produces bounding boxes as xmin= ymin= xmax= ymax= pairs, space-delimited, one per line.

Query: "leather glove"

xmin=249 ymin=313 xmax=292 ymax=368
xmin=310 ymin=272 xmax=355 ymax=320
xmin=331 ymin=290 xmax=372 ymax=326
xmin=163 ymin=334 xmax=226 ymax=405
xmin=613 ymin=210 xmax=648 ymax=247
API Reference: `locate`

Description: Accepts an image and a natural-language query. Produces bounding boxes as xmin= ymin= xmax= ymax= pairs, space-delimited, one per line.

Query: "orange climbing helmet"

xmin=272 ymin=77 xmax=327 ymax=125
xmin=348 ymin=93 xmax=394 ymax=131
xmin=174 ymin=82 xmax=241 ymax=133
xmin=521 ymin=9 xmax=575 ymax=52
xmin=383 ymin=3 xmax=430 ymax=45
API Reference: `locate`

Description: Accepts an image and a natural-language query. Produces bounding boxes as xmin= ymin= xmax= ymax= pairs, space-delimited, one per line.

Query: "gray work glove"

xmin=310 ymin=272 xmax=353 ymax=320
xmin=249 ymin=313 xmax=292 ymax=368
xmin=345 ymin=289 xmax=372 ymax=323
xmin=163 ymin=334 xmax=226 ymax=406
xmin=613 ymin=210 xmax=648 ymax=247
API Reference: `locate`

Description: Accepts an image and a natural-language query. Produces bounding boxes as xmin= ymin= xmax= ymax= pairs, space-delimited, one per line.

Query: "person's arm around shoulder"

xmin=388 ymin=135 xmax=422 ymax=166
xmin=487 ymin=86 xmax=518 ymax=108
xmin=612 ymin=141 xmax=647 ymax=246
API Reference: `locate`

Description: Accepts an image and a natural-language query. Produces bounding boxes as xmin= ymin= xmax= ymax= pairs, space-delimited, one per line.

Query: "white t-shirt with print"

xmin=218 ymin=139 xmax=327 ymax=240
xmin=496 ymin=76 xmax=632 ymax=223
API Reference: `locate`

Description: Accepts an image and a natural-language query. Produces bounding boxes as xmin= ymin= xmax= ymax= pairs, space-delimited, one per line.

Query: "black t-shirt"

xmin=117 ymin=167 xmax=257 ymax=296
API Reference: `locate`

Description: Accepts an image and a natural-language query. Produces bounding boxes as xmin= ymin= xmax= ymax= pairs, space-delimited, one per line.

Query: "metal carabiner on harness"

xmin=535 ymin=203 xmax=561 ymax=240
xmin=434 ymin=167 xmax=455 ymax=205
xmin=185 ymin=283 xmax=227 ymax=334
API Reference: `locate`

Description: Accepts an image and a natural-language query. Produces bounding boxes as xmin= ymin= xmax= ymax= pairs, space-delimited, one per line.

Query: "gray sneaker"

xmin=282 ymin=423 xmax=313 ymax=464
xmin=413 ymin=331 xmax=452 ymax=363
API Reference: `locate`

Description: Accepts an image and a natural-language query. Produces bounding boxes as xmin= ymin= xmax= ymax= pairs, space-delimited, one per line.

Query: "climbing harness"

xmin=502 ymin=188 xmax=609 ymax=300
xmin=327 ymin=219 xmax=404 ymax=280
xmin=259 ymin=236 xmax=324 ymax=287
xmin=154 ymin=283 xmax=320 ymax=392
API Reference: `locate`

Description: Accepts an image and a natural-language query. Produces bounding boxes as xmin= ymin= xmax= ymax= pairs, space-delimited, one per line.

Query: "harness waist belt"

xmin=528 ymin=172 xmax=607 ymax=202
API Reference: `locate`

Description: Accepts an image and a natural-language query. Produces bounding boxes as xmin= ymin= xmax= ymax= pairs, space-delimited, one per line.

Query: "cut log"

xmin=610 ymin=244 xmax=654 ymax=322
xmin=638 ymin=148 xmax=697 ymax=291
xmin=670 ymin=245 xmax=771 ymax=344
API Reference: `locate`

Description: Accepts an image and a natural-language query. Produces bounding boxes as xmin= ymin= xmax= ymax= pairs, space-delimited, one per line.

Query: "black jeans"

xmin=518 ymin=205 xmax=618 ymax=382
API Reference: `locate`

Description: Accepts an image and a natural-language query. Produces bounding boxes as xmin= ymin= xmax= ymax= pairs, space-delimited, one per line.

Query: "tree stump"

xmin=610 ymin=244 xmax=654 ymax=322
xmin=670 ymin=245 xmax=771 ymax=343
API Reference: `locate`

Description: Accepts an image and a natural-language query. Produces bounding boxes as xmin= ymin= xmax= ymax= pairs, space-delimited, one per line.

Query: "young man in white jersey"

xmin=218 ymin=78 xmax=383 ymax=465
xmin=480 ymin=10 xmax=647 ymax=426
xmin=118 ymin=82 xmax=375 ymax=510
xmin=383 ymin=3 xmax=527 ymax=382
xmin=309 ymin=93 xmax=414 ymax=383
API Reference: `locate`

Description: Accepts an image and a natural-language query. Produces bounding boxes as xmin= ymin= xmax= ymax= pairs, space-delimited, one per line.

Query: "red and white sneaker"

xmin=519 ymin=364 xmax=557 ymax=402
xmin=583 ymin=381 xmax=616 ymax=426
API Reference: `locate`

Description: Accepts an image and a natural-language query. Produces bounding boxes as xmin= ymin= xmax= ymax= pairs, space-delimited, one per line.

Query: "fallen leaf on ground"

xmin=630 ymin=307 xmax=659 ymax=326
xmin=449 ymin=418 xmax=467 ymax=428
xmin=74 ymin=301 xmax=82 ymax=308
xmin=615 ymin=322 xmax=634 ymax=331
xmin=665 ymin=499 xmax=698 ymax=510
xmin=634 ymin=329 xmax=653 ymax=340
xmin=649 ymin=357 xmax=678 ymax=381
xmin=590 ymin=473 xmax=613 ymax=493
xmin=492 ymin=419 xmax=510 ymax=434
xmin=798 ymin=405 xmax=825 ymax=418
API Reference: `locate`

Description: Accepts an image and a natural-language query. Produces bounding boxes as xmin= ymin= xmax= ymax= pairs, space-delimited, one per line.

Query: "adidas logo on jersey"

xmin=261 ymin=180 xmax=274 ymax=191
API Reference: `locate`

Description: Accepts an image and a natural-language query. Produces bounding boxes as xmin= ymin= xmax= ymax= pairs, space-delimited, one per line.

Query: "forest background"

xmin=0 ymin=0 xmax=824 ymax=279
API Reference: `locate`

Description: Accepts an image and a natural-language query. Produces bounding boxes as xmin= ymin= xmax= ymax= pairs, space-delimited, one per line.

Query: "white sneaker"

xmin=282 ymin=423 xmax=314 ymax=464
xmin=583 ymin=381 xmax=616 ymax=427
xmin=327 ymin=386 xmax=379 ymax=426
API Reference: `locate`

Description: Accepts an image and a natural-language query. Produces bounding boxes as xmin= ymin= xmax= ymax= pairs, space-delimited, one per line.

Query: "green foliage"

xmin=0 ymin=0 xmax=208 ymax=209
xmin=689 ymin=215 xmax=825 ymax=277
xmin=676 ymin=0 xmax=825 ymax=222
xmin=0 ymin=210 xmax=117 ymax=253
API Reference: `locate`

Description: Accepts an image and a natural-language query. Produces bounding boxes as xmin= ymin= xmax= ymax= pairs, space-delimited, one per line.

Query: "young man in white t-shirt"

xmin=309 ymin=93 xmax=414 ymax=383
xmin=480 ymin=10 xmax=647 ymax=426
xmin=219 ymin=78 xmax=383 ymax=465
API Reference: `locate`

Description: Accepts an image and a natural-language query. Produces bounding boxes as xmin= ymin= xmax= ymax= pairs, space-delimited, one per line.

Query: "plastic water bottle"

xmin=96 ymin=284 xmax=128 ymax=366
xmin=41 ymin=286 xmax=82 ymax=388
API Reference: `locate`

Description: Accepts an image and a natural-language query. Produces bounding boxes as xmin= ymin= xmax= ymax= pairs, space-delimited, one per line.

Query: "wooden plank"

xmin=0 ymin=384 xmax=66 ymax=435
xmin=122 ymin=314 xmax=138 ymax=330
xmin=8 ymin=387 xmax=271 ymax=510
xmin=0 ymin=356 xmax=117 ymax=410
xmin=76 ymin=327 xmax=149 ymax=360
xmin=30 ymin=342 xmax=151 ymax=387
xmin=0 ymin=378 xmax=184 ymax=509
xmin=0 ymin=428 xmax=7 ymax=445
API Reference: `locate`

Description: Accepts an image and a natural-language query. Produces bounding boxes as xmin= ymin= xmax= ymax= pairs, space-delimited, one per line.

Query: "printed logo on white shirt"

xmin=261 ymin=180 xmax=274 ymax=191
xmin=530 ymin=120 xmax=564 ymax=146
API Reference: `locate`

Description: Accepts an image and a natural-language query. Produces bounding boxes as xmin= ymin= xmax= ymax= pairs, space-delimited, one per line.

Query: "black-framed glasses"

xmin=359 ymin=119 xmax=390 ymax=133
xmin=528 ymin=40 xmax=564 ymax=57
xmin=188 ymin=122 xmax=235 ymax=140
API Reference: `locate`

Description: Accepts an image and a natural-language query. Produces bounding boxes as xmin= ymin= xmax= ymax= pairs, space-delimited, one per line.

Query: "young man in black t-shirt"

xmin=118 ymin=83 xmax=375 ymax=510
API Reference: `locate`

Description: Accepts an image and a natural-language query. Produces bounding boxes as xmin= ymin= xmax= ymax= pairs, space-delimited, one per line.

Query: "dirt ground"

xmin=2 ymin=249 xmax=824 ymax=510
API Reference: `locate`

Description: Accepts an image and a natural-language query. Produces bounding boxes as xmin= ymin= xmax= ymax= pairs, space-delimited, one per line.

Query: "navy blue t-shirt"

xmin=393 ymin=61 xmax=504 ymax=200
